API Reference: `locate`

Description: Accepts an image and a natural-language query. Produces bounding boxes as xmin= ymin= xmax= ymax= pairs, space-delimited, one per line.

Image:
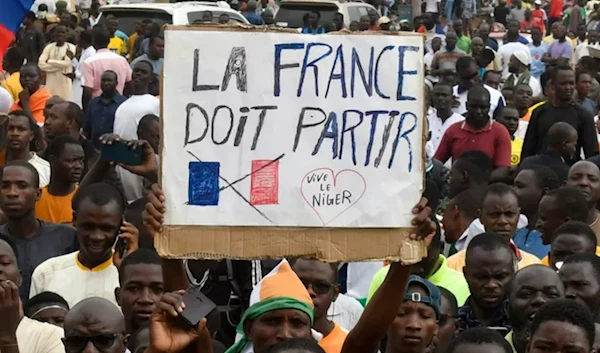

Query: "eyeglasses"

xmin=439 ymin=314 xmax=459 ymax=326
xmin=301 ymin=280 xmax=336 ymax=295
xmin=62 ymin=334 xmax=119 ymax=352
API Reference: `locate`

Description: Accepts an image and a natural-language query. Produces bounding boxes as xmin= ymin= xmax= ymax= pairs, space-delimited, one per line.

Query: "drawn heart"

xmin=300 ymin=168 xmax=367 ymax=226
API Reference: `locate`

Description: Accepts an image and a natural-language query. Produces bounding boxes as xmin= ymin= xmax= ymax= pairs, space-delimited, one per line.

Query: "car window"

xmin=100 ymin=10 xmax=171 ymax=35
xmin=357 ymin=6 xmax=370 ymax=17
xmin=274 ymin=3 xmax=339 ymax=28
xmin=187 ymin=10 xmax=247 ymax=24
xmin=347 ymin=6 xmax=361 ymax=22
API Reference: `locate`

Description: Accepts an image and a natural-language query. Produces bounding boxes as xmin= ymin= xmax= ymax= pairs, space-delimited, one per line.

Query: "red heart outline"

xmin=300 ymin=168 xmax=367 ymax=226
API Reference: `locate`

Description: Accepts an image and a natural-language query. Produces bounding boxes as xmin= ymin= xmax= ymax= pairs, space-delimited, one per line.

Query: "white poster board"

xmin=162 ymin=28 xmax=425 ymax=228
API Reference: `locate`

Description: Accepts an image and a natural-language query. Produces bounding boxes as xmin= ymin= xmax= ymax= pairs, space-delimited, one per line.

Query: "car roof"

xmin=100 ymin=1 xmax=233 ymax=15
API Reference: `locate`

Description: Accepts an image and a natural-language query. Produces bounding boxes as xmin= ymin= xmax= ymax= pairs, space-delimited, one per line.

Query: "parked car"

xmin=99 ymin=1 xmax=249 ymax=35
xmin=274 ymin=0 xmax=379 ymax=28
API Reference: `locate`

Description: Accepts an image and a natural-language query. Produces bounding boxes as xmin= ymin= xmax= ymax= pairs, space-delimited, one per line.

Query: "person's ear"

xmin=333 ymin=284 xmax=340 ymax=302
xmin=462 ymin=170 xmax=469 ymax=183
xmin=122 ymin=334 xmax=130 ymax=351
xmin=243 ymin=319 xmax=254 ymax=340
xmin=541 ymin=186 xmax=550 ymax=196
xmin=16 ymin=270 xmax=23 ymax=288
xmin=476 ymin=208 xmax=481 ymax=218
xmin=34 ymin=187 xmax=41 ymax=202
xmin=115 ymin=287 xmax=121 ymax=306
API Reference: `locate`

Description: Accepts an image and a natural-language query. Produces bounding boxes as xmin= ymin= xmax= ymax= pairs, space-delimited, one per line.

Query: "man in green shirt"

xmin=366 ymin=228 xmax=470 ymax=305
xmin=453 ymin=19 xmax=472 ymax=54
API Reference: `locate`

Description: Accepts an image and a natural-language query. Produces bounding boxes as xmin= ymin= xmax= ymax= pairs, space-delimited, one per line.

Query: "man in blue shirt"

xmin=302 ymin=10 xmax=326 ymax=34
xmin=513 ymin=166 xmax=560 ymax=258
xmin=83 ymin=70 xmax=127 ymax=150
xmin=243 ymin=0 xmax=265 ymax=25
xmin=528 ymin=27 xmax=547 ymax=78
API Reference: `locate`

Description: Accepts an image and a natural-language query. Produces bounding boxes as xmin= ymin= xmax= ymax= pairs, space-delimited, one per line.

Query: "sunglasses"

xmin=62 ymin=334 xmax=119 ymax=352
xmin=301 ymin=279 xmax=336 ymax=295
xmin=439 ymin=314 xmax=459 ymax=326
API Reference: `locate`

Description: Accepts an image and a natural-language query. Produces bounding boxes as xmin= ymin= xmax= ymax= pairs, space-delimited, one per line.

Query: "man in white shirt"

xmin=70 ymin=30 xmax=96 ymax=108
xmin=0 ymin=86 xmax=13 ymax=114
xmin=113 ymin=60 xmax=159 ymax=202
xmin=427 ymin=82 xmax=465 ymax=155
xmin=6 ymin=111 xmax=51 ymax=187
xmin=504 ymin=51 xmax=542 ymax=97
xmin=0 ymin=233 xmax=65 ymax=353
xmin=498 ymin=21 xmax=530 ymax=79
xmin=30 ymin=183 xmax=127 ymax=307
xmin=452 ymin=56 xmax=506 ymax=117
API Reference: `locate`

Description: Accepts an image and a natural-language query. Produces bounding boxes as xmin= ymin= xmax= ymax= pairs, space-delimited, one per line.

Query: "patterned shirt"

xmin=458 ymin=297 xmax=511 ymax=332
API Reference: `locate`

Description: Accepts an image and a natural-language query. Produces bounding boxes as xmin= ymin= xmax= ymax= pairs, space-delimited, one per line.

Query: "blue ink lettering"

xmin=388 ymin=112 xmax=417 ymax=171
xmin=274 ymin=43 xmax=304 ymax=97
xmin=339 ymin=110 xmax=364 ymax=166
xmin=351 ymin=47 xmax=374 ymax=97
xmin=325 ymin=44 xmax=347 ymax=98
xmin=297 ymin=42 xmax=333 ymax=97
xmin=397 ymin=46 xmax=419 ymax=101
xmin=312 ymin=112 xmax=339 ymax=158
xmin=374 ymin=45 xmax=394 ymax=99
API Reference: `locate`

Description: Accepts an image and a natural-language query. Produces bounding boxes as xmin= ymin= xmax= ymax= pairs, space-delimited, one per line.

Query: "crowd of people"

xmin=3 ymin=0 xmax=600 ymax=353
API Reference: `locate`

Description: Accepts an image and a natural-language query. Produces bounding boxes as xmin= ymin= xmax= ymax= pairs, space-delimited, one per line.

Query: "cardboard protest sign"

xmin=158 ymin=25 xmax=426 ymax=262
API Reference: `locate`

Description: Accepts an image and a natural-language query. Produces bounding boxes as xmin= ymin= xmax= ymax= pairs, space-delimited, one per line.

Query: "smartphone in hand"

xmin=178 ymin=288 xmax=217 ymax=328
xmin=101 ymin=140 xmax=143 ymax=166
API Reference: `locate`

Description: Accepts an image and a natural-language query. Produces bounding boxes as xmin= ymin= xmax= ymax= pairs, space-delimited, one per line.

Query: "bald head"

xmin=567 ymin=161 xmax=600 ymax=206
xmin=509 ymin=264 xmax=564 ymax=296
xmin=64 ymin=297 xmax=126 ymax=336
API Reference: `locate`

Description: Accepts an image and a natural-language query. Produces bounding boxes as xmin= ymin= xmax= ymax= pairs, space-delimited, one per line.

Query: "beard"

xmin=508 ymin=304 xmax=530 ymax=343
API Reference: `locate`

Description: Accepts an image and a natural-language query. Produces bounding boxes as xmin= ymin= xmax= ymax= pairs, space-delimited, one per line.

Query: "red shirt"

xmin=550 ymin=0 xmax=562 ymax=18
xmin=433 ymin=120 xmax=512 ymax=166
xmin=531 ymin=9 xmax=546 ymax=32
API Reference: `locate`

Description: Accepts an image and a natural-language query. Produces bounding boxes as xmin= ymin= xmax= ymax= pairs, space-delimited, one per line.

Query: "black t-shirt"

xmin=494 ymin=6 xmax=511 ymax=26
xmin=0 ymin=220 xmax=78 ymax=302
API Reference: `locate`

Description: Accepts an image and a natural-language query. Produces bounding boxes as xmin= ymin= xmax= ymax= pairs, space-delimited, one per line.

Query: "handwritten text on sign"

xmin=162 ymin=30 xmax=424 ymax=227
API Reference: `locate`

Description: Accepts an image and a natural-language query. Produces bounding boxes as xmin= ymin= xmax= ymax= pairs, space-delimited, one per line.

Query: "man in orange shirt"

xmin=9 ymin=63 xmax=51 ymax=125
xmin=291 ymin=258 xmax=347 ymax=353
xmin=35 ymin=135 xmax=84 ymax=224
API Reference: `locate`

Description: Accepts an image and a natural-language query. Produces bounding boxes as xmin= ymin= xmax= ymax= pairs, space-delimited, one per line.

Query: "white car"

xmin=274 ymin=0 xmax=379 ymax=28
xmin=99 ymin=1 xmax=249 ymax=35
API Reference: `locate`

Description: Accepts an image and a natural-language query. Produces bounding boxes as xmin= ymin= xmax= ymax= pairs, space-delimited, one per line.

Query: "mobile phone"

xmin=115 ymin=236 xmax=127 ymax=258
xmin=101 ymin=141 xmax=143 ymax=166
xmin=178 ymin=288 xmax=217 ymax=328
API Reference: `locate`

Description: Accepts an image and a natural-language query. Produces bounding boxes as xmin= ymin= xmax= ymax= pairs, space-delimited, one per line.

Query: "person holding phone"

xmin=29 ymin=182 xmax=138 ymax=307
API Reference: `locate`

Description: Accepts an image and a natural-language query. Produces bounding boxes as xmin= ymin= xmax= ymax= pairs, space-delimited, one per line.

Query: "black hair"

xmin=433 ymin=81 xmax=453 ymax=94
xmin=446 ymin=327 xmax=513 ymax=353
xmin=553 ymin=221 xmax=598 ymax=249
xmin=72 ymin=182 xmax=126 ymax=215
xmin=61 ymin=101 xmax=84 ymax=128
xmin=24 ymin=291 xmax=70 ymax=317
xmin=465 ymin=232 xmax=514 ymax=267
xmin=481 ymin=182 xmax=518 ymax=207
xmin=4 ymin=47 xmax=25 ymax=70
xmin=545 ymin=188 xmax=589 ymax=222
xmin=311 ymin=10 xmax=321 ymax=18
xmin=455 ymin=56 xmax=476 ymax=74
xmin=92 ymin=25 xmax=111 ymax=48
xmin=482 ymin=70 xmax=501 ymax=81
xmin=138 ymin=114 xmax=159 ymax=134
xmin=2 ymin=160 xmax=40 ymax=189
xmin=133 ymin=60 xmax=154 ymax=73
xmin=547 ymin=121 xmax=577 ymax=148
xmin=530 ymin=299 xmax=595 ymax=350
xmin=119 ymin=249 xmax=162 ymax=284
xmin=142 ymin=19 xmax=153 ymax=25
xmin=424 ymin=178 xmax=441 ymax=215
xmin=25 ymin=11 xmax=36 ymax=20
xmin=438 ymin=286 xmax=458 ymax=316
xmin=451 ymin=189 xmax=484 ymax=220
xmin=518 ymin=165 xmax=560 ymax=191
xmin=577 ymin=71 xmax=592 ymax=82
xmin=551 ymin=64 xmax=574 ymax=82
xmin=79 ymin=30 xmax=93 ymax=45
xmin=267 ymin=338 xmax=326 ymax=353
xmin=8 ymin=110 xmax=36 ymax=131
xmin=467 ymin=85 xmax=491 ymax=102
xmin=45 ymin=135 xmax=81 ymax=160
xmin=453 ymin=150 xmax=493 ymax=186
xmin=563 ymin=253 xmax=600 ymax=279
xmin=0 ymin=232 xmax=19 ymax=264
xmin=149 ymin=35 xmax=164 ymax=46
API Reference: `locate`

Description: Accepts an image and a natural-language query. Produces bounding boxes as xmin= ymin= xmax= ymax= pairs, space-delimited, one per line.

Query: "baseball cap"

xmin=378 ymin=16 xmax=391 ymax=25
xmin=403 ymin=275 xmax=441 ymax=319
